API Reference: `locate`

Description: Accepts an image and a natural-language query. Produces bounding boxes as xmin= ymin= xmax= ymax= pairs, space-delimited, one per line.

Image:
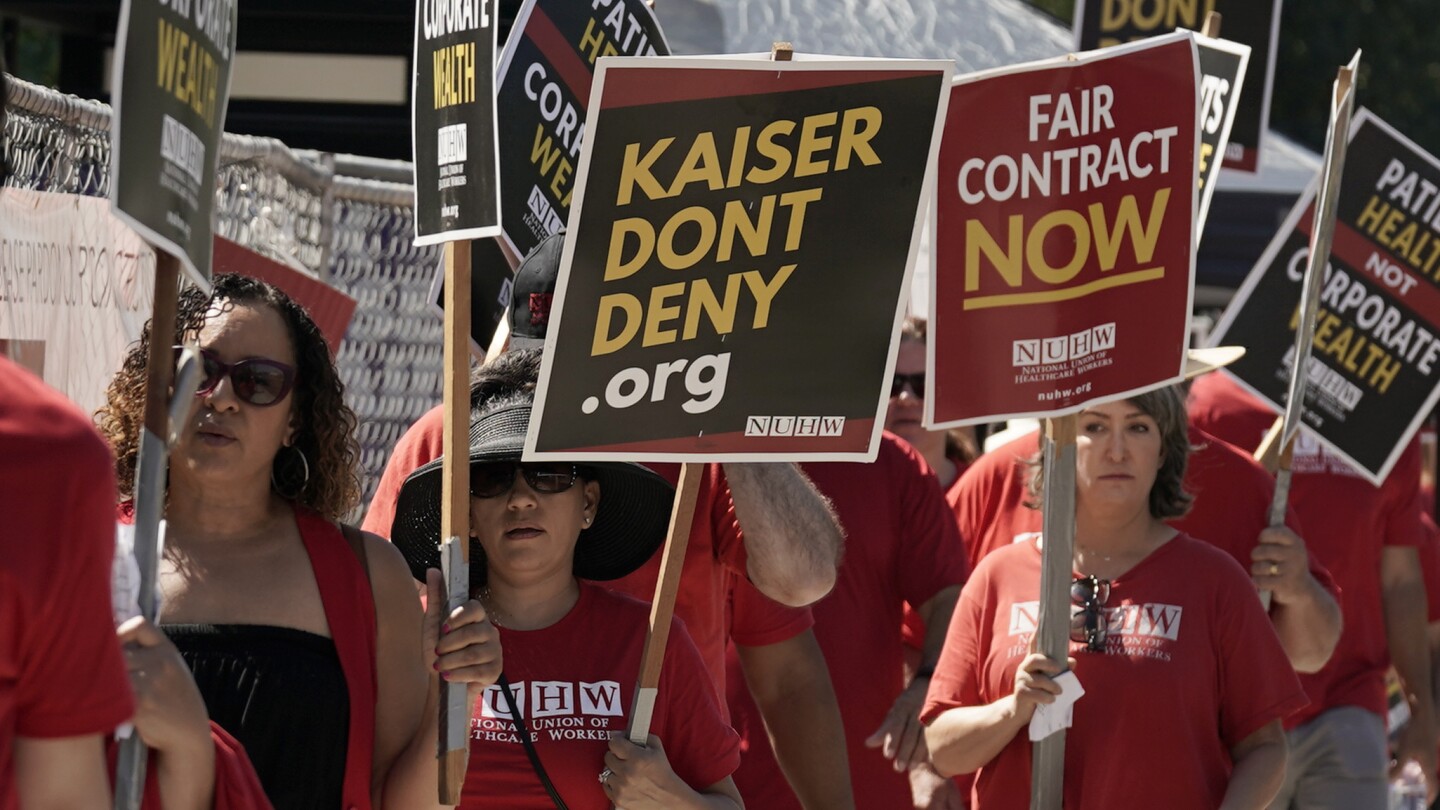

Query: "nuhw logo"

xmin=479 ymin=679 xmax=625 ymax=719
xmin=745 ymin=415 xmax=845 ymax=437
xmin=1013 ymin=322 xmax=1116 ymax=367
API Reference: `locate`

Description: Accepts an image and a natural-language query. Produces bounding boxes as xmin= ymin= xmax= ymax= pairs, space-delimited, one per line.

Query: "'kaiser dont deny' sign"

xmin=111 ymin=0 xmax=238 ymax=288
xmin=526 ymin=56 xmax=952 ymax=461
xmin=495 ymin=0 xmax=667 ymax=261
xmin=1209 ymin=110 xmax=1440 ymax=485
xmin=412 ymin=0 xmax=501 ymax=244
xmin=928 ymin=33 xmax=1199 ymax=428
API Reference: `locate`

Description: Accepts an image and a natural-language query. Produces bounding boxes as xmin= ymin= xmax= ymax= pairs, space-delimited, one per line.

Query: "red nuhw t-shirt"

xmin=460 ymin=583 xmax=739 ymax=809
xmin=1189 ymin=371 xmax=1424 ymax=727
xmin=922 ymin=535 xmax=1308 ymax=810
xmin=726 ymin=435 xmax=970 ymax=810
xmin=0 ymin=357 xmax=134 ymax=810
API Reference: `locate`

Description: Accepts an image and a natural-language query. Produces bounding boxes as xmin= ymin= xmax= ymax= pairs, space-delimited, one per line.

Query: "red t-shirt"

xmin=726 ymin=435 xmax=970 ymax=810
xmin=922 ymin=535 xmax=1308 ymax=810
xmin=1188 ymin=370 xmax=1425 ymax=726
xmin=362 ymin=408 xmax=748 ymax=704
xmin=460 ymin=583 xmax=739 ymax=808
xmin=0 ymin=358 xmax=134 ymax=810
xmin=947 ymin=426 xmax=1331 ymax=594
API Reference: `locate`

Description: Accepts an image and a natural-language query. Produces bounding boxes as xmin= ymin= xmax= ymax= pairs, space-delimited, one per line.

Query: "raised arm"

xmin=13 ymin=735 xmax=113 ymax=809
xmin=723 ymin=463 xmax=842 ymax=606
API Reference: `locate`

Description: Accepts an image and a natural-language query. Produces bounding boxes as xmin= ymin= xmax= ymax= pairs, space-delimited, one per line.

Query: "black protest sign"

xmin=412 ymin=0 xmax=501 ymax=245
xmin=525 ymin=57 xmax=952 ymax=461
xmin=111 ymin=0 xmax=237 ymax=288
xmin=1074 ymin=0 xmax=1279 ymax=173
xmin=1194 ymin=34 xmax=1249 ymax=240
xmin=428 ymin=237 xmax=514 ymax=355
xmin=1210 ymin=110 xmax=1440 ymax=484
xmin=494 ymin=0 xmax=667 ymax=261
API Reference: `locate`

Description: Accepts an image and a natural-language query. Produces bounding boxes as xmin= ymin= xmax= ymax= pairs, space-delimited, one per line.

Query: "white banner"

xmin=0 ymin=189 xmax=156 ymax=415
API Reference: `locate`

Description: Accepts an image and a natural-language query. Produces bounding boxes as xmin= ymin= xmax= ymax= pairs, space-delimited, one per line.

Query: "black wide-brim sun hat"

xmin=389 ymin=403 xmax=675 ymax=594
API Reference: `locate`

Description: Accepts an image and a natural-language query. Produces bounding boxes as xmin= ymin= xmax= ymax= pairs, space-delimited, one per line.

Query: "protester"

xmin=365 ymin=233 xmax=852 ymax=804
xmin=2 ymin=354 xmax=134 ymax=808
xmin=725 ymin=435 xmax=968 ymax=809
xmin=95 ymin=274 xmax=499 ymax=810
xmin=1189 ymin=370 xmax=1438 ymax=808
xmin=924 ymin=387 xmax=1306 ymax=808
xmin=390 ymin=351 xmax=742 ymax=808
xmin=950 ymin=352 xmax=1342 ymax=673
xmin=886 ymin=315 xmax=978 ymax=494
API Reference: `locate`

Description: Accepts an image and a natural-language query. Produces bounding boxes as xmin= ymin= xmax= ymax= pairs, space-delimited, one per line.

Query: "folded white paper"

xmin=1028 ymin=670 xmax=1085 ymax=741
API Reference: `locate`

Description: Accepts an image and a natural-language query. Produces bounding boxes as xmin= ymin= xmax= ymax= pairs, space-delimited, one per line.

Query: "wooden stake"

xmin=438 ymin=238 xmax=473 ymax=805
xmin=114 ymin=252 xmax=182 ymax=810
xmin=1254 ymin=415 xmax=1285 ymax=473
xmin=1258 ymin=53 xmax=1360 ymax=612
xmin=1200 ymin=11 xmax=1222 ymax=38
xmin=625 ymin=462 xmax=704 ymax=746
xmin=1030 ymin=414 xmax=1077 ymax=810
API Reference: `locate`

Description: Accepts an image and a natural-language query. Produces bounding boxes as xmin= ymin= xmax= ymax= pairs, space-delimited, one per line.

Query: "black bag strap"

xmin=498 ymin=672 xmax=570 ymax=810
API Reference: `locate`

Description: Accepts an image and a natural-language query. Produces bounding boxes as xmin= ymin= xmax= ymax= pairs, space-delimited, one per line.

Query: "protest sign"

xmin=428 ymin=237 xmax=515 ymax=356
xmin=927 ymin=33 xmax=1199 ymax=428
xmin=1074 ymin=0 xmax=1279 ymax=173
xmin=1208 ymin=110 xmax=1440 ymax=485
xmin=412 ymin=0 xmax=501 ymax=244
xmin=494 ymin=0 xmax=667 ymax=261
xmin=212 ymin=237 xmax=356 ymax=354
xmin=110 ymin=0 xmax=237 ymax=287
xmin=525 ymin=55 xmax=952 ymax=461
xmin=1193 ymin=33 xmax=1249 ymax=239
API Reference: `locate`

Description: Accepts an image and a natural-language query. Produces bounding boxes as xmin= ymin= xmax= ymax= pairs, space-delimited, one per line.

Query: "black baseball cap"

xmin=507 ymin=231 xmax=564 ymax=349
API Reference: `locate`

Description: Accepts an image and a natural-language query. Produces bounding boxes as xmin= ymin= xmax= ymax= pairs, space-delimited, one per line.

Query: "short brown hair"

xmin=1027 ymin=386 xmax=1193 ymax=520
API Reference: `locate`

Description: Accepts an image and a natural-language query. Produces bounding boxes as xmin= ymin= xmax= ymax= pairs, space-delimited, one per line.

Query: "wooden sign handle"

xmin=1200 ymin=11 xmax=1222 ymax=38
xmin=114 ymin=252 xmax=182 ymax=810
xmin=625 ymin=462 xmax=703 ymax=747
xmin=1031 ymin=414 xmax=1077 ymax=810
xmin=439 ymin=238 xmax=473 ymax=805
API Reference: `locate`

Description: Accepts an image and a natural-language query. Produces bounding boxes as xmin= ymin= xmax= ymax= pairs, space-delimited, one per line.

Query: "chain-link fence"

xmin=2 ymin=72 xmax=445 ymax=516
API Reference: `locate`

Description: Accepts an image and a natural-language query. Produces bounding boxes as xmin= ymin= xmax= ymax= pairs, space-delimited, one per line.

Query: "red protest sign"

xmin=928 ymin=33 xmax=1199 ymax=427
xmin=213 ymin=237 xmax=356 ymax=355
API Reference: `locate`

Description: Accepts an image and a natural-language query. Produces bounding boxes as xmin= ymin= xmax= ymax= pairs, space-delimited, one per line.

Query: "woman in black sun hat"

xmin=391 ymin=349 xmax=743 ymax=810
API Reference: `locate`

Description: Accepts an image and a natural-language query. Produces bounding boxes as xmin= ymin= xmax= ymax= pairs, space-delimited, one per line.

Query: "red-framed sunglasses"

xmin=176 ymin=347 xmax=297 ymax=407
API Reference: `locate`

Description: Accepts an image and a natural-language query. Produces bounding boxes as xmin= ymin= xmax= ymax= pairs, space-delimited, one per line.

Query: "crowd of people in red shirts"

xmin=4 ymin=63 xmax=1440 ymax=807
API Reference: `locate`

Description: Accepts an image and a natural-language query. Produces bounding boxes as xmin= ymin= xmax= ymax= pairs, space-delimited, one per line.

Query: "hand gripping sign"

xmin=525 ymin=54 xmax=953 ymax=462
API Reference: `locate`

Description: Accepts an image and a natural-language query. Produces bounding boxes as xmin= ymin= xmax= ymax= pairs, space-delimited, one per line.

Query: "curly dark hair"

xmin=95 ymin=273 xmax=361 ymax=521
xmin=1027 ymin=386 xmax=1194 ymax=520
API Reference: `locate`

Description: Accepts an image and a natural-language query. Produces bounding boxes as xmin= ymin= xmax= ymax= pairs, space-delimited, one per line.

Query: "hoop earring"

xmin=271 ymin=444 xmax=311 ymax=500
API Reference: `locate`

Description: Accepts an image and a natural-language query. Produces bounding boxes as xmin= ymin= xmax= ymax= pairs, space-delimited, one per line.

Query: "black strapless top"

xmin=164 ymin=623 xmax=349 ymax=810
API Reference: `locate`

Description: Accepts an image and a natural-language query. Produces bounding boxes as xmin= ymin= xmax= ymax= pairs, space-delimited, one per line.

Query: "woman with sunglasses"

xmin=389 ymin=350 xmax=743 ymax=810
xmin=919 ymin=387 xmax=1307 ymax=809
xmin=885 ymin=315 xmax=978 ymax=495
xmin=97 ymin=274 xmax=500 ymax=809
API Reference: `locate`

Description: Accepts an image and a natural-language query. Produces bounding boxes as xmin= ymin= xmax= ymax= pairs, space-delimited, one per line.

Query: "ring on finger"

xmin=1269 ymin=563 xmax=1279 ymax=577
xmin=598 ymin=767 xmax=614 ymax=785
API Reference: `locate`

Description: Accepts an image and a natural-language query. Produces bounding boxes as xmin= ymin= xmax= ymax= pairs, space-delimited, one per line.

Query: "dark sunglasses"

xmin=1070 ymin=574 xmax=1111 ymax=653
xmin=891 ymin=372 xmax=926 ymax=398
xmin=470 ymin=461 xmax=580 ymax=499
xmin=176 ymin=347 xmax=297 ymax=407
